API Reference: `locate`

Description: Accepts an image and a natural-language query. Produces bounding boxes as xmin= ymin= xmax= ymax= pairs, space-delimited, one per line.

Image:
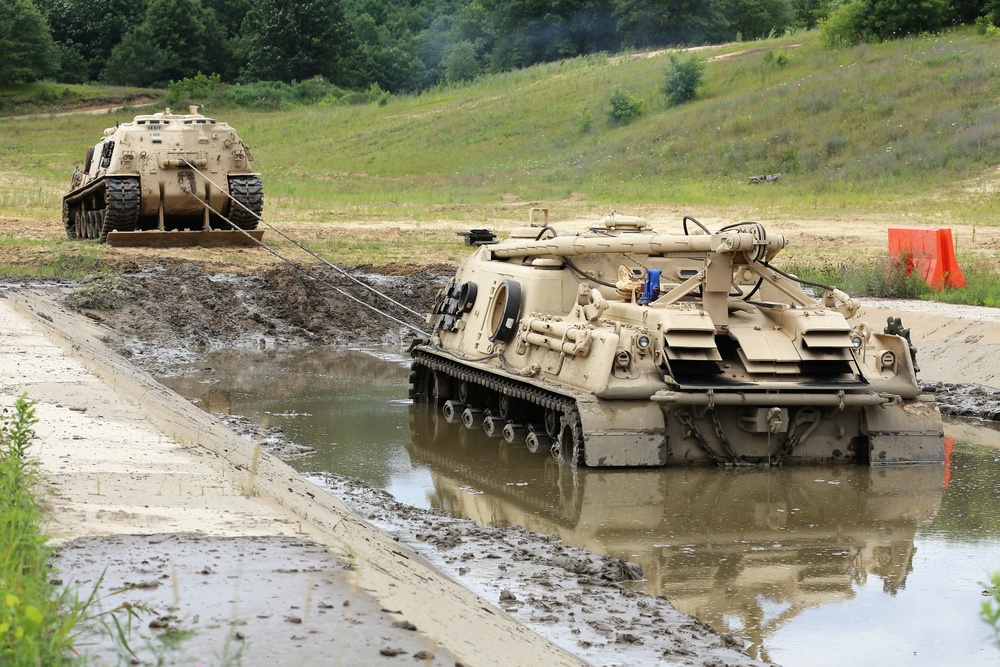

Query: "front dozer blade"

xmin=105 ymin=230 xmax=264 ymax=248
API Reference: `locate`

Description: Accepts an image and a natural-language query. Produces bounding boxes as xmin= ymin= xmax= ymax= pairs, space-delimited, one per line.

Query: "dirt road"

xmin=4 ymin=207 xmax=1000 ymax=273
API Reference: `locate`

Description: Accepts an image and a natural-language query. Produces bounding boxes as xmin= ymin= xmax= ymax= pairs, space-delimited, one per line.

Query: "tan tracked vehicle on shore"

xmin=409 ymin=211 xmax=944 ymax=467
xmin=63 ymin=106 xmax=264 ymax=246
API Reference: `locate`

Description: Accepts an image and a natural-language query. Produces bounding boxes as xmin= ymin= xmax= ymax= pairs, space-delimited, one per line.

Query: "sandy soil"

xmin=4 ymin=209 xmax=1000 ymax=273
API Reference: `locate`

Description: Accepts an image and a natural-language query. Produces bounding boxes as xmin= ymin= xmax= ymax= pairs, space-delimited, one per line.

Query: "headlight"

xmin=636 ymin=334 xmax=651 ymax=350
xmin=880 ymin=350 xmax=896 ymax=369
xmin=850 ymin=335 xmax=863 ymax=349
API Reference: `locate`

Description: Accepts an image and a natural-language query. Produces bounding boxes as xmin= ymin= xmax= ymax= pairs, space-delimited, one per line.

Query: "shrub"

xmin=165 ymin=72 xmax=222 ymax=105
xmin=662 ymin=54 xmax=704 ymax=106
xmin=763 ymin=49 xmax=791 ymax=67
xmin=576 ymin=107 xmax=593 ymax=134
xmin=607 ymin=86 xmax=643 ymax=125
xmin=818 ymin=0 xmax=866 ymax=47
xmin=976 ymin=15 xmax=1000 ymax=36
xmin=369 ymin=82 xmax=390 ymax=106
xmin=202 ymin=78 xmax=349 ymax=110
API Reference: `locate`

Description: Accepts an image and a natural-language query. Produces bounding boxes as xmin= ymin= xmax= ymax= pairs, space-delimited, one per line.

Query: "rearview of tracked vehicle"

xmin=409 ymin=212 xmax=944 ymax=467
xmin=63 ymin=106 xmax=263 ymax=246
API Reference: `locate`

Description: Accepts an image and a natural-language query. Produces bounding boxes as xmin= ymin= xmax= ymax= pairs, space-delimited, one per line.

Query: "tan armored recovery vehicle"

xmin=63 ymin=106 xmax=263 ymax=246
xmin=410 ymin=212 xmax=944 ymax=467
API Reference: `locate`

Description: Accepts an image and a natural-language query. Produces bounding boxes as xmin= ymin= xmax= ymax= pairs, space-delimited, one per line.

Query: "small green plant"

xmin=576 ymin=107 xmax=593 ymax=134
xmin=982 ymin=571 xmax=1000 ymax=648
xmin=369 ymin=82 xmax=390 ymax=107
xmin=344 ymin=544 xmax=358 ymax=569
xmin=0 ymin=394 xmax=61 ymax=666
xmin=763 ymin=49 xmax=791 ymax=67
xmin=0 ymin=396 xmax=158 ymax=664
xmin=606 ymin=86 xmax=642 ymax=125
xmin=662 ymin=54 xmax=704 ymax=106
xmin=1 ymin=393 xmax=37 ymax=462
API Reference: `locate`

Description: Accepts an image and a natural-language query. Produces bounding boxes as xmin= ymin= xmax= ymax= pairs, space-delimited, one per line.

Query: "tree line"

xmin=3 ymin=0 xmax=1000 ymax=91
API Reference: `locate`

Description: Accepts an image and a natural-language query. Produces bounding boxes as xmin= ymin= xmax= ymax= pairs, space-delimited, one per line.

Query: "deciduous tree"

xmin=716 ymin=0 xmax=794 ymax=40
xmin=241 ymin=0 xmax=359 ymax=85
xmin=101 ymin=0 xmax=226 ymax=87
xmin=442 ymin=40 xmax=479 ymax=82
xmin=612 ymin=0 xmax=726 ymax=47
xmin=35 ymin=0 xmax=146 ymax=82
xmin=0 ymin=0 xmax=58 ymax=84
xmin=859 ymin=0 xmax=952 ymax=39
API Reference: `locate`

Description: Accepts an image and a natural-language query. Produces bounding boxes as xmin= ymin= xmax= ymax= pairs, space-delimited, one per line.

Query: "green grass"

xmin=2 ymin=28 xmax=1000 ymax=228
xmin=0 ymin=396 xmax=181 ymax=665
xmin=784 ymin=251 xmax=1000 ymax=307
xmin=0 ymin=83 xmax=163 ymax=116
xmin=781 ymin=254 xmax=928 ymax=300
xmin=0 ymin=240 xmax=110 ymax=279
xmin=983 ymin=571 xmax=1000 ymax=650
xmin=0 ymin=395 xmax=75 ymax=665
xmin=926 ymin=255 xmax=1000 ymax=307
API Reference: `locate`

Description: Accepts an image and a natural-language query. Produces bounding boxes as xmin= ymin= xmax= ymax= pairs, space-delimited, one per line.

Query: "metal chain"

xmin=676 ymin=406 xmax=817 ymax=467
xmin=675 ymin=409 xmax=729 ymax=466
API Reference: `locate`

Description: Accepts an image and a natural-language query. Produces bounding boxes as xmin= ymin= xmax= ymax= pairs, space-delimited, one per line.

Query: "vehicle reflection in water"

xmin=408 ymin=405 xmax=945 ymax=661
xmin=162 ymin=348 xmax=1000 ymax=665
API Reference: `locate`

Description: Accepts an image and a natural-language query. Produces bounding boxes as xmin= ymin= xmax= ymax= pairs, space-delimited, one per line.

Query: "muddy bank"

xmin=64 ymin=261 xmax=448 ymax=369
xmin=315 ymin=473 xmax=756 ymax=666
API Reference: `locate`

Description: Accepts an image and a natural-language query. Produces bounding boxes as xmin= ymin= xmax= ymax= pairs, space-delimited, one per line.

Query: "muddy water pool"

xmin=161 ymin=347 xmax=1000 ymax=666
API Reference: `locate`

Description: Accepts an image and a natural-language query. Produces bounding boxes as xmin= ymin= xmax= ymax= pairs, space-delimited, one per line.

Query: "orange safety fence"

xmin=888 ymin=227 xmax=966 ymax=291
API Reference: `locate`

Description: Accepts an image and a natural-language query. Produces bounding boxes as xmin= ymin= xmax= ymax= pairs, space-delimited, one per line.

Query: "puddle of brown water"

xmin=163 ymin=348 xmax=1000 ymax=666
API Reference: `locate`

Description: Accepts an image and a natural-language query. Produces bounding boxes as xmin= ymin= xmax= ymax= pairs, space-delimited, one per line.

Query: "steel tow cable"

xmin=181 ymin=160 xmax=426 ymax=320
xmin=179 ymin=182 xmax=429 ymax=336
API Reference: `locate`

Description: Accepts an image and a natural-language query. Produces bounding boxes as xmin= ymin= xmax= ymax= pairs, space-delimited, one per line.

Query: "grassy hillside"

xmin=0 ymin=82 xmax=162 ymax=116
xmin=1 ymin=28 xmax=999 ymax=228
